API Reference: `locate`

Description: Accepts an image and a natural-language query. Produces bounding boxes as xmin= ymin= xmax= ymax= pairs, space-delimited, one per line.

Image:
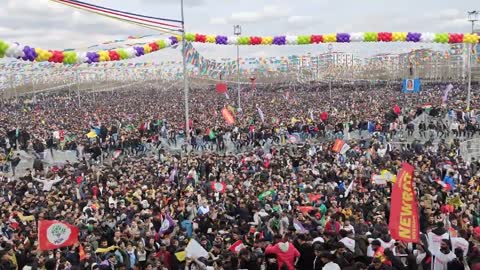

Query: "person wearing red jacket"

xmin=265 ymin=236 xmax=300 ymax=270
xmin=325 ymin=216 xmax=341 ymax=236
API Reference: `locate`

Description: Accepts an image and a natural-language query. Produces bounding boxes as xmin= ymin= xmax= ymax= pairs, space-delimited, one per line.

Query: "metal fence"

xmin=460 ymin=138 xmax=480 ymax=161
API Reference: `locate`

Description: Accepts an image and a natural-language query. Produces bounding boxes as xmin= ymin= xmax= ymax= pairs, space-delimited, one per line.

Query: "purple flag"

xmin=159 ymin=214 xmax=176 ymax=234
xmin=293 ymin=219 xmax=308 ymax=234
xmin=168 ymin=168 xmax=177 ymax=182
xmin=442 ymin=84 xmax=453 ymax=103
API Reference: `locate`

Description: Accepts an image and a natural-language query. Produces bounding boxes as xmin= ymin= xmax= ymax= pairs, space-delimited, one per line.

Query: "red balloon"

xmin=149 ymin=42 xmax=159 ymax=51
xmin=216 ymin=83 xmax=227 ymax=94
xmin=310 ymin=35 xmax=323 ymax=44
xmin=195 ymin=34 xmax=207 ymax=43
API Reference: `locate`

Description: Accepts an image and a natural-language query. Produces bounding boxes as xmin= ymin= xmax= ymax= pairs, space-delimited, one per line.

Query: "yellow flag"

xmin=381 ymin=170 xmax=397 ymax=183
xmin=447 ymin=196 xmax=463 ymax=208
xmin=175 ymin=251 xmax=186 ymax=262
xmin=86 ymin=130 xmax=97 ymax=138
xmin=95 ymin=246 xmax=119 ymax=254
xmin=16 ymin=212 xmax=35 ymax=222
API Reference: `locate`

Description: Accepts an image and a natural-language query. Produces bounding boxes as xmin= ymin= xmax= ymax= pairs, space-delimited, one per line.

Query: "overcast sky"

xmin=0 ymin=0 xmax=478 ymax=61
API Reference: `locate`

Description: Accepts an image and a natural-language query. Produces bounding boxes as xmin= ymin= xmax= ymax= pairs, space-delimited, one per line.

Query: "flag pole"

xmin=180 ymin=0 xmax=189 ymax=140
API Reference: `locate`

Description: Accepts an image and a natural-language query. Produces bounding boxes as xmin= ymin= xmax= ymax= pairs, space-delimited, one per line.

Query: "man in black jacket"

xmin=294 ymin=234 xmax=314 ymax=270
xmin=9 ymin=153 xmax=20 ymax=176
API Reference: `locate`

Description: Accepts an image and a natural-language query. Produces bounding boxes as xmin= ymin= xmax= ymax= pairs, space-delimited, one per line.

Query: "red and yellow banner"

xmin=388 ymin=163 xmax=420 ymax=243
xmin=332 ymin=139 xmax=345 ymax=153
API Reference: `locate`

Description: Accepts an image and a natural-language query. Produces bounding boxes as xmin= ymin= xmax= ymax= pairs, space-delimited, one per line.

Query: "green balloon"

xmin=63 ymin=52 xmax=76 ymax=64
xmin=297 ymin=35 xmax=310 ymax=44
xmin=117 ymin=49 xmax=128 ymax=60
xmin=364 ymin=32 xmax=378 ymax=42
xmin=238 ymin=36 xmax=250 ymax=45
xmin=0 ymin=40 xmax=9 ymax=58
xmin=185 ymin=33 xmax=195 ymax=42
xmin=434 ymin=33 xmax=448 ymax=43
xmin=157 ymin=40 xmax=167 ymax=49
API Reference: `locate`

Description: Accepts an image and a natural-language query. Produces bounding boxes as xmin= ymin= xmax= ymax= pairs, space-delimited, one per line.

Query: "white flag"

xmin=257 ymin=106 xmax=265 ymax=123
xmin=185 ymin=239 xmax=208 ymax=259
xmin=344 ymin=180 xmax=354 ymax=197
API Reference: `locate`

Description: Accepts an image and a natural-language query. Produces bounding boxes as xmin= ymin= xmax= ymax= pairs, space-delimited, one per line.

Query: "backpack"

xmin=353 ymin=236 xmax=368 ymax=258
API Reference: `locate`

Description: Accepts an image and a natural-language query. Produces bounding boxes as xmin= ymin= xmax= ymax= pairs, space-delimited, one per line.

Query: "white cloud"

xmin=431 ymin=8 xmax=462 ymax=20
xmin=287 ymin=15 xmax=315 ymax=24
xmin=230 ymin=11 xmax=263 ymax=23
xmin=209 ymin=17 xmax=228 ymax=25
xmin=441 ymin=18 xmax=470 ymax=29
xmin=262 ymin=5 xmax=289 ymax=17
xmin=0 ymin=0 xmax=151 ymax=49
xmin=226 ymin=5 xmax=290 ymax=24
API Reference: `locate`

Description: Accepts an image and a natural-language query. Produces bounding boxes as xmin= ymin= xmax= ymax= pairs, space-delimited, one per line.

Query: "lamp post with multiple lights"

xmin=466 ymin=10 xmax=479 ymax=111
xmin=234 ymin=25 xmax=242 ymax=111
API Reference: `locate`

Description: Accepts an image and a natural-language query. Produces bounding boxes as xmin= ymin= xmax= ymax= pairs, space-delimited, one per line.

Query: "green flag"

xmin=258 ymin=190 xmax=275 ymax=200
xmin=209 ymin=129 xmax=216 ymax=140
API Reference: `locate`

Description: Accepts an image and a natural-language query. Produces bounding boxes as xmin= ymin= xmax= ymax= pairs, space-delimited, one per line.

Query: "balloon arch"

xmin=0 ymin=32 xmax=479 ymax=65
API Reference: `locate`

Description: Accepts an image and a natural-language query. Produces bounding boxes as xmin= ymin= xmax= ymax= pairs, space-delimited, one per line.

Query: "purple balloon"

xmin=134 ymin=47 xmax=145 ymax=57
xmin=169 ymin=36 xmax=178 ymax=46
xmin=407 ymin=32 xmax=421 ymax=42
xmin=22 ymin=46 xmax=37 ymax=61
xmin=336 ymin=33 xmax=350 ymax=43
xmin=273 ymin=36 xmax=286 ymax=45
xmin=216 ymin=35 xmax=228 ymax=45
xmin=86 ymin=52 xmax=99 ymax=63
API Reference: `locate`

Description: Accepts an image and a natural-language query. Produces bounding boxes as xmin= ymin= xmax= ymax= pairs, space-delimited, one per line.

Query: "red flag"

xmin=38 ymin=220 xmax=79 ymax=251
xmin=434 ymin=178 xmax=451 ymax=191
xmin=388 ymin=163 xmax=420 ymax=243
xmin=297 ymin=206 xmax=315 ymax=214
xmin=211 ymin=182 xmax=226 ymax=193
xmin=215 ymin=83 xmax=227 ymax=94
xmin=308 ymin=194 xmax=322 ymax=203
xmin=76 ymin=176 xmax=83 ymax=185
xmin=229 ymin=240 xmax=246 ymax=254
xmin=393 ymin=105 xmax=401 ymax=115
xmin=320 ymin=112 xmax=328 ymax=122
xmin=79 ymin=244 xmax=86 ymax=261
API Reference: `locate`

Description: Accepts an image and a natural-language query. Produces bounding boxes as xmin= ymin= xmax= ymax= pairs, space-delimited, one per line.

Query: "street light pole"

xmin=181 ymin=0 xmax=190 ymax=138
xmin=467 ymin=10 xmax=479 ymax=111
xmin=32 ymin=78 xmax=36 ymax=104
xmin=328 ymin=44 xmax=333 ymax=99
xmin=77 ymin=72 xmax=81 ymax=107
xmin=234 ymin=25 xmax=242 ymax=111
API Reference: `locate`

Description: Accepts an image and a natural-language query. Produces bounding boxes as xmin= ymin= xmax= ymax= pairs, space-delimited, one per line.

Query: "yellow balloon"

xmin=392 ymin=32 xmax=407 ymax=42
xmin=35 ymin=48 xmax=44 ymax=61
xmin=143 ymin=45 xmax=152 ymax=53
xmin=463 ymin=33 xmax=479 ymax=44
xmin=262 ymin=36 xmax=273 ymax=45
xmin=98 ymin=51 xmax=110 ymax=62
xmin=324 ymin=34 xmax=336 ymax=43
xmin=206 ymin=35 xmax=216 ymax=43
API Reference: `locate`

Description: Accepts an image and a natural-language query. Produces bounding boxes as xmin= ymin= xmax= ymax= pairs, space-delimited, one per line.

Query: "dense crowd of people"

xmin=0 ymin=81 xmax=479 ymax=270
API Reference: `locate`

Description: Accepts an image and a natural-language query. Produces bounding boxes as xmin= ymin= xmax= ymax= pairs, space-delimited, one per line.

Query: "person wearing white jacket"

xmin=33 ymin=175 xmax=64 ymax=192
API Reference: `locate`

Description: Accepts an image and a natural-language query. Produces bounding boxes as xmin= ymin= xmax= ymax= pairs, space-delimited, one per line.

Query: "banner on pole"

xmin=402 ymin=79 xmax=421 ymax=93
xmin=388 ymin=163 xmax=420 ymax=243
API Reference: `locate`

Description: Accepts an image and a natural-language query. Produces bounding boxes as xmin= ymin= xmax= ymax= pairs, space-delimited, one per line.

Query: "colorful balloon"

xmin=1 ymin=31 xmax=478 ymax=65
xmin=0 ymin=40 xmax=9 ymax=58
